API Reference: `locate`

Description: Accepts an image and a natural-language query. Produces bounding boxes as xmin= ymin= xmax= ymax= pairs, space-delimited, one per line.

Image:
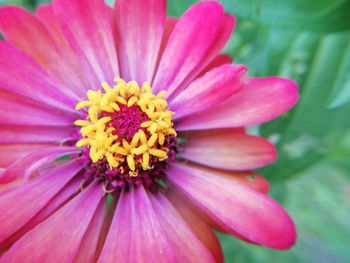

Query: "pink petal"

xmin=212 ymin=169 xmax=270 ymax=193
xmin=36 ymin=4 xmax=93 ymax=95
xmin=0 ymin=6 xmax=84 ymax=97
xmin=0 ymin=89 xmax=77 ymax=126
xmin=180 ymin=129 xmax=277 ymax=170
xmin=165 ymin=186 xmax=223 ymax=262
xmin=167 ymin=163 xmax=297 ymax=249
xmin=171 ymin=64 xmax=246 ymax=119
xmin=36 ymin=4 xmax=92 ymax=96
xmin=1 ymin=176 xmax=82 ymax=248
xmin=0 ymin=41 xmax=78 ymax=112
xmin=52 ymin=0 xmax=119 ymax=88
xmin=152 ymin=1 xmax=225 ymax=97
xmin=0 ymin=146 xmax=78 ymax=184
xmin=198 ymin=53 xmax=233 ymax=78
xmin=175 ymin=163 xmax=270 ymax=194
xmin=95 ymin=194 xmax=118 ymax=259
xmin=0 ymin=183 xmax=103 ymax=263
xmin=73 ymin=197 xmax=107 ymax=263
xmin=150 ymin=191 xmax=216 ymax=262
xmin=36 ymin=4 xmax=77 ymax=63
xmin=176 ymin=77 xmax=299 ymax=131
xmin=0 ymin=143 xmax=58 ymax=168
xmin=113 ymin=0 xmax=166 ymax=83
xmin=171 ymin=14 xmax=236 ymax=100
xmin=98 ymin=186 xmax=215 ymax=263
xmin=0 ymin=125 xmax=72 ymax=144
xmin=0 ymin=161 xmax=82 ymax=244
xmin=157 ymin=17 xmax=178 ymax=65
xmin=97 ymin=187 xmax=176 ymax=262
xmin=0 ymin=6 xmax=56 ymax=66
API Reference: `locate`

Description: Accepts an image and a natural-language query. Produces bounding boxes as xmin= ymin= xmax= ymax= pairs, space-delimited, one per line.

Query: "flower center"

xmin=74 ymin=78 xmax=176 ymax=176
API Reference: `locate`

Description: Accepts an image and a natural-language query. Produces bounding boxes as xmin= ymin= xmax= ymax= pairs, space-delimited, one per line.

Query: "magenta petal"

xmin=213 ymin=169 xmax=270 ymax=193
xmin=170 ymin=163 xmax=270 ymax=194
xmin=0 ymin=146 xmax=78 ymax=184
xmin=167 ymin=163 xmax=296 ymax=249
xmin=0 ymin=89 xmax=77 ymax=126
xmin=166 ymin=186 xmax=223 ymax=262
xmin=171 ymin=64 xmax=246 ymax=119
xmin=1 ymin=176 xmax=82 ymax=248
xmin=97 ymin=187 xmax=176 ymax=262
xmin=52 ymin=0 xmax=119 ymax=88
xmin=36 ymin=5 xmax=93 ymax=97
xmin=0 ymin=125 xmax=72 ymax=144
xmin=36 ymin=4 xmax=74 ymax=57
xmin=157 ymin=17 xmax=178 ymax=65
xmin=176 ymin=77 xmax=299 ymax=131
xmin=0 ymin=6 xmax=84 ymax=97
xmin=0 ymin=41 xmax=78 ymax=112
xmin=0 ymin=6 xmax=58 ymax=66
xmin=172 ymin=14 xmax=236 ymax=99
xmin=94 ymin=195 xmax=118 ymax=259
xmin=0 ymin=143 xmax=58 ymax=168
xmin=0 ymin=161 xmax=82 ymax=244
xmin=36 ymin=4 xmax=93 ymax=96
xmin=114 ymin=0 xmax=166 ymax=83
xmin=36 ymin=4 xmax=77 ymax=62
xmin=98 ymin=186 xmax=215 ymax=263
xmin=198 ymin=54 xmax=233 ymax=78
xmin=0 ymin=183 xmax=103 ymax=263
xmin=73 ymin=197 xmax=107 ymax=263
xmin=152 ymin=1 xmax=225 ymax=97
xmin=180 ymin=129 xmax=277 ymax=170
xmin=149 ymin=191 xmax=216 ymax=262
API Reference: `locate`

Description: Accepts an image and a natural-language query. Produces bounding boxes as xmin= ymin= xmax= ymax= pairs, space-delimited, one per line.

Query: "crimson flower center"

xmin=73 ymin=78 xmax=177 ymax=192
xmin=101 ymin=104 xmax=150 ymax=142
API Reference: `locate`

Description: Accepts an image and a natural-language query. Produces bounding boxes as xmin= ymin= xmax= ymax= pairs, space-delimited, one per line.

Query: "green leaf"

xmin=167 ymin=0 xmax=196 ymax=17
xmin=327 ymin=43 xmax=350 ymax=108
xmin=222 ymin=0 xmax=350 ymax=32
xmin=256 ymin=31 xmax=350 ymax=182
xmin=105 ymin=0 xmax=114 ymax=6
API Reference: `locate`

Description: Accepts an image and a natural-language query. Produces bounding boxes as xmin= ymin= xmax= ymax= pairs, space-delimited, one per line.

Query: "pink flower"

xmin=0 ymin=0 xmax=298 ymax=262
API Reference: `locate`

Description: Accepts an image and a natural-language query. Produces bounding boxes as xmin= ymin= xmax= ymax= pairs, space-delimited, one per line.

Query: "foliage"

xmin=1 ymin=0 xmax=349 ymax=262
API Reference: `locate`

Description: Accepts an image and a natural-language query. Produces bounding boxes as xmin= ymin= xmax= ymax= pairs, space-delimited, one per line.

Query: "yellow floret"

xmin=74 ymin=78 xmax=176 ymax=174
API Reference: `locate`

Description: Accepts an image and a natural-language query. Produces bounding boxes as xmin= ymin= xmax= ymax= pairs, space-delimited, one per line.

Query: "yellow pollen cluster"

xmin=74 ymin=78 xmax=176 ymax=174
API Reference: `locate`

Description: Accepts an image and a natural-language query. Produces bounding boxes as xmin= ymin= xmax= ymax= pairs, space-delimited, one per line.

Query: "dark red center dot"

xmin=100 ymin=104 xmax=150 ymax=141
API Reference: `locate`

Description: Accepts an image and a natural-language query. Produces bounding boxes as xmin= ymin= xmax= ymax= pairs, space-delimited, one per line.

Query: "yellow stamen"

xmin=131 ymin=144 xmax=148 ymax=155
xmin=76 ymin=138 xmax=90 ymax=147
xmin=127 ymin=155 xmax=135 ymax=171
xmin=127 ymin=96 xmax=138 ymax=107
xmin=138 ymin=129 xmax=148 ymax=145
xmin=140 ymin=121 xmax=153 ymax=128
xmin=106 ymin=153 xmax=119 ymax=167
xmin=159 ymin=133 xmax=165 ymax=145
xmin=74 ymin=78 xmax=176 ymax=173
xmin=131 ymin=132 xmax=140 ymax=146
xmin=75 ymin=101 xmax=91 ymax=110
xmin=74 ymin=120 xmax=90 ymax=127
xmin=149 ymin=149 xmax=167 ymax=158
xmin=147 ymin=134 xmax=158 ymax=148
xmin=142 ymin=152 xmax=150 ymax=170
xmin=129 ymin=171 xmax=138 ymax=177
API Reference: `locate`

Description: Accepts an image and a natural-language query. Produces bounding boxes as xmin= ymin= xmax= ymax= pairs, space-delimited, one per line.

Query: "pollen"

xmin=74 ymin=78 xmax=176 ymax=173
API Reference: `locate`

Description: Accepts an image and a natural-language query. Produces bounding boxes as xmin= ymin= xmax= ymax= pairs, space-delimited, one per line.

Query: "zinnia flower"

xmin=0 ymin=0 xmax=298 ymax=262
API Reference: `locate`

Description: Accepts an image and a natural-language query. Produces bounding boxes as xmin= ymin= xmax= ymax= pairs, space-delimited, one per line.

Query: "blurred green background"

xmin=1 ymin=0 xmax=350 ymax=262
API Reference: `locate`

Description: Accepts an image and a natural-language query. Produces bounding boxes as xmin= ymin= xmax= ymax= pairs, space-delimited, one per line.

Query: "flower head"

xmin=0 ymin=0 xmax=298 ymax=262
